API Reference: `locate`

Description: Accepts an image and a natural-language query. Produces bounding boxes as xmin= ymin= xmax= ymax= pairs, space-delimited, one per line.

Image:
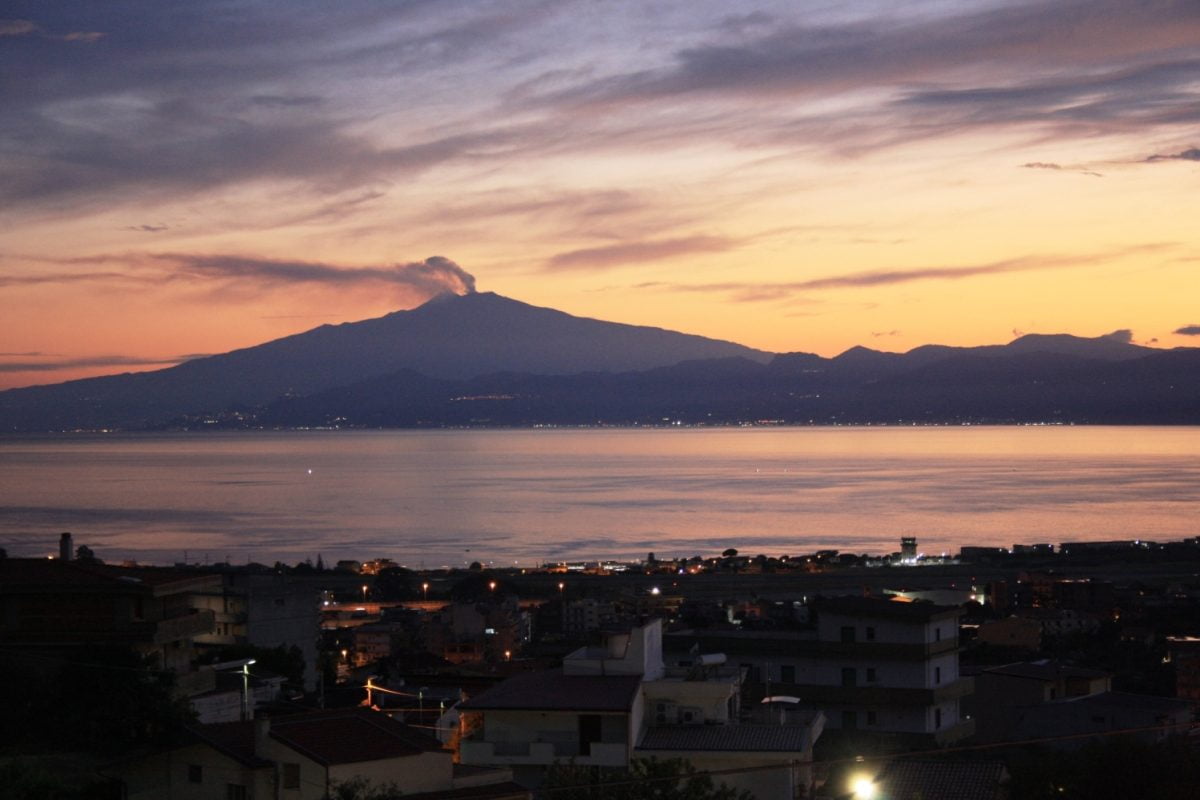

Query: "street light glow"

xmin=851 ymin=776 xmax=876 ymax=799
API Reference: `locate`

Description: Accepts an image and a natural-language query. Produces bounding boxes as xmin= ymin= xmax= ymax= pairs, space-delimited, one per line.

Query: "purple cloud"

xmin=547 ymin=236 xmax=733 ymax=271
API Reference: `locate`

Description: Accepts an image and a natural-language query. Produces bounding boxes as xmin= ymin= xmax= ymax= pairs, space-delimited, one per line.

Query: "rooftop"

xmin=192 ymin=708 xmax=444 ymax=767
xmin=816 ymin=595 xmax=961 ymax=622
xmin=1058 ymin=691 xmax=1196 ymax=714
xmin=0 ymin=558 xmax=220 ymax=595
xmin=874 ymin=759 xmax=1008 ymax=800
xmin=459 ymin=670 xmax=642 ymax=713
xmin=983 ymin=660 xmax=1111 ymax=682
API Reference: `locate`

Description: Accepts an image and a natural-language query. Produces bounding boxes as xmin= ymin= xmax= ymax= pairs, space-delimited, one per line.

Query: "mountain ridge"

xmin=1 ymin=292 xmax=1195 ymax=430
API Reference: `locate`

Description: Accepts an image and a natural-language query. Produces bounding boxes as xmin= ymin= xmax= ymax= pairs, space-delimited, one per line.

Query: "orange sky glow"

xmin=2 ymin=1 xmax=1198 ymax=391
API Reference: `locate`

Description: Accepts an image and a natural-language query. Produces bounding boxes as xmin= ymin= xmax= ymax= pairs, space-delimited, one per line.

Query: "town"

xmin=3 ymin=533 xmax=1199 ymax=799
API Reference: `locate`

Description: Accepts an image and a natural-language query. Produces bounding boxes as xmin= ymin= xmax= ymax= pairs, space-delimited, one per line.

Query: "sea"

xmin=1 ymin=426 xmax=1197 ymax=568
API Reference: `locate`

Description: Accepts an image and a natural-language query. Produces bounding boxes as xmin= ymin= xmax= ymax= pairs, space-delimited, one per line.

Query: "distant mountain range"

xmin=2 ymin=291 xmax=1197 ymax=430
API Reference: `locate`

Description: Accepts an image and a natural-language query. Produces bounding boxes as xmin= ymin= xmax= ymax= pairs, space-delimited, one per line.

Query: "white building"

xmin=459 ymin=619 xmax=824 ymax=799
xmin=811 ymin=595 xmax=971 ymax=742
xmin=667 ymin=595 xmax=974 ymax=747
xmin=110 ymin=708 xmax=524 ymax=800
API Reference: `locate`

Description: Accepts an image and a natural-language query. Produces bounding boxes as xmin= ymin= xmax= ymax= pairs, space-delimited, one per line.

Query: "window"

xmin=866 ymin=626 xmax=876 ymax=641
xmin=842 ymin=710 xmax=857 ymax=730
xmin=282 ymin=763 xmax=300 ymax=790
xmin=935 ymin=626 xmax=942 ymax=642
xmin=780 ymin=664 xmax=795 ymax=683
xmin=935 ymin=666 xmax=941 ymax=684
xmin=227 ymin=785 xmax=248 ymax=800
xmin=187 ymin=765 xmax=202 ymax=784
xmin=866 ymin=667 xmax=877 ymax=683
xmin=579 ymin=714 xmax=602 ymax=756
xmin=867 ymin=710 xmax=877 ymax=726
xmin=840 ymin=625 xmax=856 ymax=643
xmin=934 ymin=708 xmax=942 ymax=728
xmin=841 ymin=667 xmax=856 ymax=688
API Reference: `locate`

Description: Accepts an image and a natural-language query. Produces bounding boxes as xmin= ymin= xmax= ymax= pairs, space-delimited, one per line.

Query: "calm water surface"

xmin=1 ymin=427 xmax=1197 ymax=566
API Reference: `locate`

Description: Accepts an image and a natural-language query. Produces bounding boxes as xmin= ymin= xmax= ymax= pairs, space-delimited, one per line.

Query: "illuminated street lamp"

xmin=241 ymin=660 xmax=256 ymax=721
xmin=488 ymin=580 xmax=497 ymax=593
xmin=361 ymin=584 xmax=368 ymax=602
xmin=210 ymin=657 xmax=258 ymax=721
xmin=504 ymin=649 xmax=512 ymax=661
xmin=850 ymin=775 xmax=877 ymax=800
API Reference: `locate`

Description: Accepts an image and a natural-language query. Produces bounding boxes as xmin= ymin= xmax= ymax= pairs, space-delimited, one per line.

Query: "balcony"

xmin=138 ymin=609 xmax=216 ymax=644
xmin=765 ymin=676 xmax=973 ymax=707
xmin=809 ymin=639 xmax=961 ymax=660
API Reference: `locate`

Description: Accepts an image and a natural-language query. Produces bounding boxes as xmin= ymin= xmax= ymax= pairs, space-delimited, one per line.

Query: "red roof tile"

xmin=0 ymin=558 xmax=219 ymax=593
xmin=270 ymin=708 xmax=444 ymax=765
xmin=189 ymin=708 xmax=443 ymax=768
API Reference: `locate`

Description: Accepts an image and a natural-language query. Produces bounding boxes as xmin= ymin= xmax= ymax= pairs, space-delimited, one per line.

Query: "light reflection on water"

xmin=0 ymin=427 xmax=1197 ymax=566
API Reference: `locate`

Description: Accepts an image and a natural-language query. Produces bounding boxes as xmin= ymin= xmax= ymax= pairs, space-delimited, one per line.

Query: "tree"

xmin=324 ymin=776 xmax=404 ymax=800
xmin=0 ymin=645 xmax=194 ymax=756
xmin=722 ymin=548 xmax=738 ymax=558
xmin=543 ymin=757 xmax=754 ymax=800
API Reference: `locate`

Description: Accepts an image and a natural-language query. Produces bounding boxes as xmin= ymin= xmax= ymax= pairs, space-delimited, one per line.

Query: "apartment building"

xmin=0 ymin=557 xmax=218 ymax=675
xmin=668 ymin=594 xmax=974 ymax=747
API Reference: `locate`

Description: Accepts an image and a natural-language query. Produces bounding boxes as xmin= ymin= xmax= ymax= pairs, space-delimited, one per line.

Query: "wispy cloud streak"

xmin=546 ymin=236 xmax=733 ymax=271
xmin=0 ymin=354 xmax=196 ymax=373
xmin=646 ymin=246 xmax=1173 ymax=301
xmin=6 ymin=254 xmax=477 ymax=298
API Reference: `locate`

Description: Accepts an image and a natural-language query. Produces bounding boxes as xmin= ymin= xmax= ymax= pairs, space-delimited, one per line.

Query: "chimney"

xmin=253 ymin=716 xmax=271 ymax=756
xmin=59 ymin=532 xmax=73 ymax=561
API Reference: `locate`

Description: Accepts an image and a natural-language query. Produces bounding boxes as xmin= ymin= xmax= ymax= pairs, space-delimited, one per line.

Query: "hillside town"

xmin=3 ymin=533 xmax=1200 ymax=799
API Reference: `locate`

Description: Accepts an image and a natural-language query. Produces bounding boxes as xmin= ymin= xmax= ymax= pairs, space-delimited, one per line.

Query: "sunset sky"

xmin=2 ymin=0 xmax=1198 ymax=391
